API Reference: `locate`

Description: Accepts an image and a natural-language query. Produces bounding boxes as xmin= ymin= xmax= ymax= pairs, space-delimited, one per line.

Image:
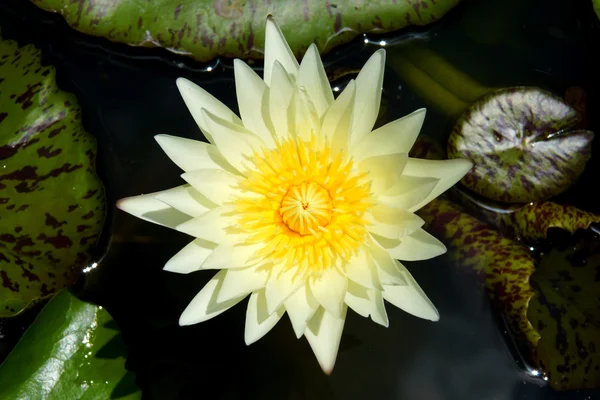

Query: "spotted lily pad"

xmin=448 ymin=87 xmax=594 ymax=203
xmin=455 ymin=190 xmax=600 ymax=243
xmin=0 ymin=290 xmax=141 ymax=400
xmin=0 ymin=33 xmax=105 ymax=317
xmin=419 ymin=198 xmax=600 ymax=390
xmin=31 ymin=0 xmax=461 ymax=62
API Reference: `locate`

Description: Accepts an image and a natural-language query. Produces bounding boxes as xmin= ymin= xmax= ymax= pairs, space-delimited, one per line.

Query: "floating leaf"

xmin=0 ymin=290 xmax=140 ymax=399
xmin=528 ymin=235 xmax=600 ymax=390
xmin=0 ymin=33 xmax=105 ymax=317
xmin=419 ymin=198 xmax=600 ymax=390
xmin=448 ymin=87 xmax=594 ymax=203
xmin=595 ymin=0 xmax=600 ymax=20
xmin=31 ymin=0 xmax=461 ymax=62
xmin=454 ymin=190 xmax=600 ymax=243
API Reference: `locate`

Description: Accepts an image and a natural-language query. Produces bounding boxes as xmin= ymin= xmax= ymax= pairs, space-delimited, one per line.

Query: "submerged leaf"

xmin=529 ymin=236 xmax=600 ymax=390
xmin=31 ymin=0 xmax=461 ymax=62
xmin=419 ymin=198 xmax=600 ymax=390
xmin=418 ymin=198 xmax=540 ymax=350
xmin=0 ymin=290 xmax=141 ymax=399
xmin=0 ymin=33 xmax=105 ymax=317
xmin=455 ymin=190 xmax=600 ymax=243
xmin=448 ymin=87 xmax=594 ymax=203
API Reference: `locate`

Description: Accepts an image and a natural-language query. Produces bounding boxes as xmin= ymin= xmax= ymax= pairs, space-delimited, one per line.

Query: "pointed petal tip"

xmin=178 ymin=313 xmax=195 ymax=326
xmin=175 ymin=77 xmax=195 ymax=94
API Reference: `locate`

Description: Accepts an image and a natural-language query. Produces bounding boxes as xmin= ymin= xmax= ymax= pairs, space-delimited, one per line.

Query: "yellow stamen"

xmin=231 ymin=135 xmax=372 ymax=274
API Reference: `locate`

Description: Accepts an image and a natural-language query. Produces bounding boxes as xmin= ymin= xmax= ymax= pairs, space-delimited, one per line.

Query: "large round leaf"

xmin=31 ymin=0 xmax=461 ymax=62
xmin=448 ymin=87 xmax=594 ymax=203
xmin=0 ymin=33 xmax=105 ymax=317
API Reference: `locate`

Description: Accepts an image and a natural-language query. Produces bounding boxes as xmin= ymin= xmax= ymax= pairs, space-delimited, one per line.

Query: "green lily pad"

xmin=419 ymin=198 xmax=600 ymax=390
xmin=0 ymin=33 xmax=105 ymax=317
xmin=447 ymin=87 xmax=594 ymax=203
xmin=455 ymin=190 xmax=600 ymax=243
xmin=594 ymin=0 xmax=600 ymax=20
xmin=0 ymin=290 xmax=141 ymax=400
xmin=31 ymin=0 xmax=461 ymax=62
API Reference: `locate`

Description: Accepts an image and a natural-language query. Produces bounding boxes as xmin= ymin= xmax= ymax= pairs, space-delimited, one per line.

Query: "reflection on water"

xmin=0 ymin=0 xmax=599 ymax=398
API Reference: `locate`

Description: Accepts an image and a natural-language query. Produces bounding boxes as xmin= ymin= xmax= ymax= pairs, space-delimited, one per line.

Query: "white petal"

xmin=284 ymin=284 xmax=320 ymax=338
xmin=378 ymin=175 xmax=438 ymax=211
xmin=154 ymin=134 xmax=236 ymax=173
xmin=321 ymin=80 xmax=356 ymax=153
xmin=369 ymin=290 xmax=389 ymax=327
xmin=234 ymin=59 xmax=275 ymax=147
xmin=175 ymin=206 xmax=235 ymax=243
xmin=380 ymin=228 xmax=446 ymax=261
xmin=202 ymin=109 xmax=264 ymax=172
xmin=117 ymin=191 xmax=191 ymax=228
xmin=382 ymin=267 xmax=439 ymax=321
xmin=179 ymin=270 xmax=245 ymax=325
xmin=202 ymin=240 xmax=263 ymax=270
xmin=402 ymin=158 xmax=473 ymax=212
xmin=310 ymin=268 xmax=347 ymax=318
xmin=216 ymin=265 xmax=269 ymax=304
xmin=181 ymin=169 xmax=241 ymax=205
xmin=269 ymin=61 xmax=295 ymax=140
xmin=245 ymin=289 xmax=284 ymax=345
xmin=357 ymin=152 xmax=408 ymax=193
xmin=305 ymin=306 xmax=347 ymax=375
xmin=349 ymin=49 xmax=385 ymax=145
xmin=343 ymin=247 xmax=382 ymax=290
xmin=264 ymin=16 xmax=299 ymax=85
xmin=294 ymin=87 xmax=321 ymax=141
xmin=344 ymin=282 xmax=388 ymax=327
xmin=344 ymin=280 xmax=371 ymax=318
xmin=297 ymin=44 xmax=334 ymax=120
xmin=351 ymin=109 xmax=426 ymax=161
xmin=265 ymin=265 xmax=306 ymax=314
xmin=154 ymin=185 xmax=213 ymax=217
xmin=367 ymin=237 xmax=407 ymax=286
xmin=176 ymin=78 xmax=242 ymax=144
xmin=366 ymin=205 xmax=424 ymax=240
xmin=163 ymin=238 xmax=217 ymax=273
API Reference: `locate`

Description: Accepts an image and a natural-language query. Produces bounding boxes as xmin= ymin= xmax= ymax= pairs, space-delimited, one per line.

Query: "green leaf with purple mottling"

xmin=0 ymin=33 xmax=105 ymax=317
xmin=419 ymin=198 xmax=600 ymax=390
xmin=30 ymin=0 xmax=461 ymax=62
xmin=447 ymin=87 xmax=594 ymax=204
xmin=454 ymin=189 xmax=600 ymax=243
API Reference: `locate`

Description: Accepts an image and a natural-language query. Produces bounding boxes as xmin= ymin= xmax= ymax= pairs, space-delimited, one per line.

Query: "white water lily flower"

xmin=117 ymin=17 xmax=472 ymax=374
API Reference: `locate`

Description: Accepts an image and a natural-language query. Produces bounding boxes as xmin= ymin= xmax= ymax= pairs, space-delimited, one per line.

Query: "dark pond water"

xmin=1 ymin=0 xmax=599 ymax=398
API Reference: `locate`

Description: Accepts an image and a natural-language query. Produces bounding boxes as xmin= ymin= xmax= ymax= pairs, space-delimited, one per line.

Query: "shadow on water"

xmin=1 ymin=0 xmax=599 ymax=398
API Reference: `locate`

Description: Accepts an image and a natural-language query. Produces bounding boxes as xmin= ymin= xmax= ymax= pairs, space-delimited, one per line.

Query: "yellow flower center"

xmin=280 ymin=182 xmax=333 ymax=235
xmin=231 ymin=135 xmax=372 ymax=274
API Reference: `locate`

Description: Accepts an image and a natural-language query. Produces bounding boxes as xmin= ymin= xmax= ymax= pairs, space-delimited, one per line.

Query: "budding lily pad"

xmin=418 ymin=198 xmax=600 ymax=390
xmin=31 ymin=0 xmax=461 ymax=62
xmin=0 ymin=33 xmax=105 ymax=317
xmin=448 ymin=87 xmax=594 ymax=203
xmin=0 ymin=290 xmax=141 ymax=400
